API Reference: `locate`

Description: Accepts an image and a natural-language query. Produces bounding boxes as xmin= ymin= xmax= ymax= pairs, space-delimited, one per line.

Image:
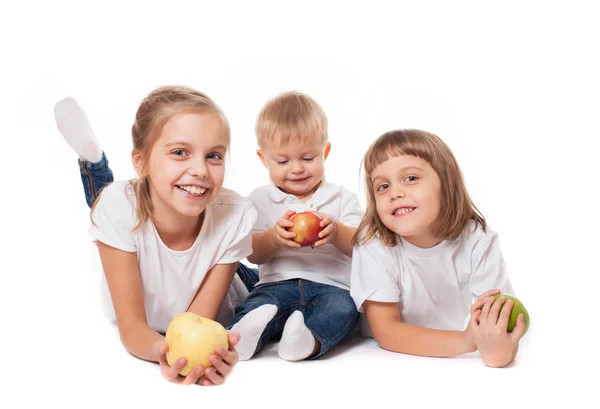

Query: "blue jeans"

xmin=76 ymin=152 xmax=259 ymax=290
xmin=227 ymin=279 xmax=359 ymax=359
xmin=79 ymin=152 xmax=114 ymax=208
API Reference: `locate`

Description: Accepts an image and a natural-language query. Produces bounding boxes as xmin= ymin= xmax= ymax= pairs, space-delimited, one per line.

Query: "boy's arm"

xmin=363 ymin=300 xmax=477 ymax=357
xmin=331 ymin=222 xmax=357 ymax=258
xmin=247 ymin=228 xmax=279 ymax=265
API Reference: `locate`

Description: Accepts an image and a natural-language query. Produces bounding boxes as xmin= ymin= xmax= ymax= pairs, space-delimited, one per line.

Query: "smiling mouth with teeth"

xmin=393 ymin=207 xmax=415 ymax=216
xmin=177 ymin=185 xmax=208 ymax=197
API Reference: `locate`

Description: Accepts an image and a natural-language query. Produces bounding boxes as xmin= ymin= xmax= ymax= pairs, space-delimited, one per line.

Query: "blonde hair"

xmin=91 ymin=85 xmax=230 ymax=230
xmin=353 ymin=129 xmax=486 ymax=247
xmin=255 ymin=91 xmax=328 ymax=147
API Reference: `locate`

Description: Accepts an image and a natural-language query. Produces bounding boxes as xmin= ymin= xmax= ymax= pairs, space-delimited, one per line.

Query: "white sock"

xmin=278 ymin=310 xmax=318 ymax=362
xmin=54 ymin=97 xmax=103 ymax=163
xmin=231 ymin=304 xmax=278 ymax=361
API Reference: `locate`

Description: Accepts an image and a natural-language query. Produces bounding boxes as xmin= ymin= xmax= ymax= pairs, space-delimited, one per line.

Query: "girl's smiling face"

xmin=139 ymin=111 xmax=228 ymax=221
xmin=371 ymin=154 xmax=442 ymax=248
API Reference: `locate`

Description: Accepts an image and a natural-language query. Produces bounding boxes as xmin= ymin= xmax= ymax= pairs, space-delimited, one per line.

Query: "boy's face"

xmin=257 ymin=136 xmax=331 ymax=200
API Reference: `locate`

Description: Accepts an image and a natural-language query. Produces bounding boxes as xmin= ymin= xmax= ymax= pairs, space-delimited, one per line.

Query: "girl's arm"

xmin=186 ymin=262 xmax=238 ymax=319
xmin=97 ymin=241 xmax=164 ymax=363
xmin=363 ymin=300 xmax=477 ymax=357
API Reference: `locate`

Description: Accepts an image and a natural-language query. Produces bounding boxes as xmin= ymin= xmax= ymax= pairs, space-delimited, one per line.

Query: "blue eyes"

xmin=377 ymin=183 xmax=389 ymax=192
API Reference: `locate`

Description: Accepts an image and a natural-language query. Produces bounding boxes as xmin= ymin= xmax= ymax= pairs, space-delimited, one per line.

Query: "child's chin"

xmin=177 ymin=203 xmax=208 ymax=217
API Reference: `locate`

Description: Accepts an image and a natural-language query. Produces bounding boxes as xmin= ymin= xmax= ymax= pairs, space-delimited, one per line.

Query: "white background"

xmin=1 ymin=0 xmax=598 ymax=407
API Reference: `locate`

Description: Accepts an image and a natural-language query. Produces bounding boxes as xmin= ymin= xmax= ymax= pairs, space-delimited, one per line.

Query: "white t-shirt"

xmin=249 ymin=179 xmax=364 ymax=290
xmin=88 ymin=180 xmax=257 ymax=333
xmin=351 ymin=220 xmax=515 ymax=334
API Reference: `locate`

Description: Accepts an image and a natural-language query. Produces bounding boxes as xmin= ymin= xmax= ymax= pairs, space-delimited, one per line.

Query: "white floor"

xmin=4 ymin=240 xmax=588 ymax=408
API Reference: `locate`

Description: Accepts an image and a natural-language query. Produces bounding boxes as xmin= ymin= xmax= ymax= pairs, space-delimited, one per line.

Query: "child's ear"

xmin=131 ymin=149 xmax=144 ymax=177
xmin=256 ymin=150 xmax=268 ymax=169
xmin=324 ymin=142 xmax=332 ymax=161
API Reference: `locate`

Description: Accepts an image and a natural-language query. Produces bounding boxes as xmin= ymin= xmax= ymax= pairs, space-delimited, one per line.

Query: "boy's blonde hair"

xmin=255 ymin=91 xmax=328 ymax=147
xmin=91 ymin=85 xmax=230 ymax=230
xmin=353 ymin=129 xmax=486 ymax=247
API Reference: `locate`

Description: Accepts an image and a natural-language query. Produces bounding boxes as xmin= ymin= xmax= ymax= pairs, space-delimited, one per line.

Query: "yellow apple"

xmin=165 ymin=312 xmax=229 ymax=377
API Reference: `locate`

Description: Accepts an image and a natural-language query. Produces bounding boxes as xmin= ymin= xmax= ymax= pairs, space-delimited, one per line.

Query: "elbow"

xmin=246 ymin=253 xmax=261 ymax=265
xmin=372 ymin=330 xmax=399 ymax=353
xmin=117 ymin=324 xmax=143 ymax=359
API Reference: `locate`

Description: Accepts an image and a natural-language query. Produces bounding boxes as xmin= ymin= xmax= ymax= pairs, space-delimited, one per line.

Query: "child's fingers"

xmin=227 ymin=331 xmax=240 ymax=346
xmin=470 ymin=296 xmax=490 ymax=315
xmin=276 ymin=218 xmax=295 ymax=228
xmin=164 ymin=357 xmax=188 ymax=381
xmin=181 ymin=366 xmax=205 ymax=385
xmin=203 ymin=367 xmax=225 ymax=386
xmin=477 ymin=289 xmax=501 ymax=301
xmin=469 ymin=308 xmax=481 ymax=330
xmin=489 ymin=296 xmax=506 ymax=326
xmin=200 ymin=377 xmax=214 ymax=386
xmin=474 ymin=309 xmax=482 ymax=325
xmin=318 ymin=224 xmax=333 ymax=239
xmin=158 ymin=348 xmax=170 ymax=367
xmin=313 ymin=239 xmax=327 ymax=247
xmin=319 ymin=217 xmax=332 ymax=228
xmin=479 ymin=296 xmax=495 ymax=327
xmin=209 ymin=354 xmax=233 ymax=377
xmin=283 ymin=210 xmax=296 ymax=219
xmin=276 ymin=225 xmax=296 ymax=239
xmin=216 ymin=346 xmax=239 ymax=366
xmin=496 ymin=298 xmax=512 ymax=330
xmin=510 ymin=314 xmax=527 ymax=343
xmin=282 ymin=239 xmax=301 ymax=249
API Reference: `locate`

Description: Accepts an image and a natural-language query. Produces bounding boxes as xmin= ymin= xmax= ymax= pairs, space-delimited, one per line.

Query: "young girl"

xmin=350 ymin=129 xmax=526 ymax=368
xmin=54 ymin=87 xmax=259 ymax=385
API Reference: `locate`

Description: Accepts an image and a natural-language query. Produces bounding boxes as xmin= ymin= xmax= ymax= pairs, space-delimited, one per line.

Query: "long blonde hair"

xmin=353 ymin=129 xmax=486 ymax=247
xmin=91 ymin=85 xmax=230 ymax=230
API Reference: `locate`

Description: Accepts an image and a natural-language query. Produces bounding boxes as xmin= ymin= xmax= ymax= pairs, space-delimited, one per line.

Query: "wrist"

xmin=330 ymin=221 xmax=340 ymax=245
xmin=462 ymin=330 xmax=477 ymax=354
xmin=267 ymin=227 xmax=280 ymax=248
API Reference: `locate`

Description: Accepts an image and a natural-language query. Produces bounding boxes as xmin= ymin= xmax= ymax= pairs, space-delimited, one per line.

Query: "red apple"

xmin=287 ymin=211 xmax=323 ymax=247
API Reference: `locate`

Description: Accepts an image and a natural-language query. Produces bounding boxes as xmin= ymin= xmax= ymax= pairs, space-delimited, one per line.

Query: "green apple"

xmin=493 ymin=294 xmax=530 ymax=335
xmin=165 ymin=312 xmax=229 ymax=376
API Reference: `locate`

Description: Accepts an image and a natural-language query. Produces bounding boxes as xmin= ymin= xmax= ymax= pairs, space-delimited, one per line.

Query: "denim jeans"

xmin=76 ymin=151 xmax=259 ymax=288
xmin=79 ymin=152 xmax=114 ymax=208
xmin=227 ymin=279 xmax=359 ymax=359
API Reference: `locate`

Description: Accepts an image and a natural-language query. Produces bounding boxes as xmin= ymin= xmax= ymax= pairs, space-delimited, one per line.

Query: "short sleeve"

xmin=469 ymin=231 xmax=515 ymax=297
xmin=218 ymin=203 xmax=258 ymax=264
xmin=339 ymin=187 xmax=364 ymax=227
xmin=248 ymin=189 xmax=271 ymax=234
xmin=350 ymin=238 xmax=401 ymax=312
xmin=88 ymin=181 xmax=137 ymax=253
